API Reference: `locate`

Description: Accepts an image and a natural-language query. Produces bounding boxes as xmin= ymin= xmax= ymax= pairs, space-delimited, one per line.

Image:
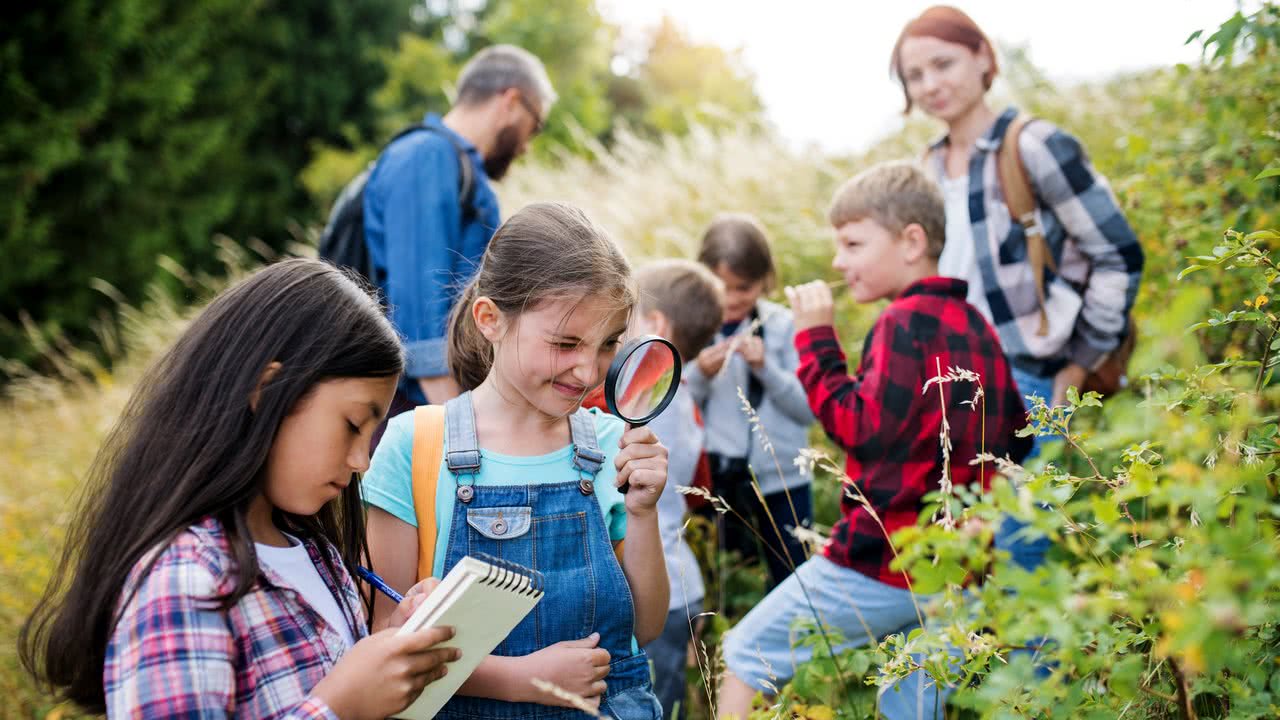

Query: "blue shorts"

xmin=722 ymin=555 xmax=954 ymax=720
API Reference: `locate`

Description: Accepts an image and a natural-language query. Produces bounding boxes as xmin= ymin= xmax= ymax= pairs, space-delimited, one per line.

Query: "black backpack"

xmin=319 ymin=124 xmax=478 ymax=285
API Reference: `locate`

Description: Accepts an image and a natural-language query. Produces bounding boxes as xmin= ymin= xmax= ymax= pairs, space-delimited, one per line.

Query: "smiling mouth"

xmin=552 ymin=381 xmax=587 ymax=397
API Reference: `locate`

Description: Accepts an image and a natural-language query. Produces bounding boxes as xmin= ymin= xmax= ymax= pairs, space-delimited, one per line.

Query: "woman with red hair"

xmin=894 ymin=6 xmax=1143 ymax=571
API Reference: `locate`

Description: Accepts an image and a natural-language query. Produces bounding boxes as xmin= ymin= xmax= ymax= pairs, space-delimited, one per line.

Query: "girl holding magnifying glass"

xmin=361 ymin=202 xmax=668 ymax=719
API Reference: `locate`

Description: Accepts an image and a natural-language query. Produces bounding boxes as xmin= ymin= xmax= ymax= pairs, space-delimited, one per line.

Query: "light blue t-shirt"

xmin=362 ymin=408 xmax=629 ymax=579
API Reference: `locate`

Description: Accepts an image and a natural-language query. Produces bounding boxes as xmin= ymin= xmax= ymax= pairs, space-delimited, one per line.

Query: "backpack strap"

xmin=410 ymin=405 xmax=446 ymax=581
xmin=439 ymin=133 xmax=478 ymax=223
xmin=997 ymin=113 xmax=1058 ymax=337
xmin=386 ymin=124 xmax=478 ymax=223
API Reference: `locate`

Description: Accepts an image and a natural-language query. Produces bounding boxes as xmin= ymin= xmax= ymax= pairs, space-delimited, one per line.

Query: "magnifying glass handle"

xmin=617 ymin=421 xmax=646 ymax=494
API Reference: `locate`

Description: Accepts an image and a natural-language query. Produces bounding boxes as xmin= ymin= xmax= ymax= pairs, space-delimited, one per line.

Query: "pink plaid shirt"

xmin=104 ymin=516 xmax=367 ymax=719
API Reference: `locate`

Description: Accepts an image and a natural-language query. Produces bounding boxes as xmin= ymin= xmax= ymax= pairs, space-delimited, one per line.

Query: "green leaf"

xmin=1092 ymin=495 xmax=1122 ymax=524
xmin=1129 ymin=463 xmax=1157 ymax=497
xmin=1109 ymin=655 xmax=1144 ymax=700
xmin=1177 ymin=264 xmax=1205 ymax=280
xmin=1255 ymin=167 xmax=1280 ymax=180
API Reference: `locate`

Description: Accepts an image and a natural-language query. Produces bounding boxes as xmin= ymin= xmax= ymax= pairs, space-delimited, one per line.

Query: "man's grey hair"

xmin=457 ymin=45 xmax=557 ymax=118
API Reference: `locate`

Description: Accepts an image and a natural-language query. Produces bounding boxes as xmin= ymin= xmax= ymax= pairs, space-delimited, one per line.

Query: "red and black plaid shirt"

xmin=795 ymin=277 xmax=1032 ymax=589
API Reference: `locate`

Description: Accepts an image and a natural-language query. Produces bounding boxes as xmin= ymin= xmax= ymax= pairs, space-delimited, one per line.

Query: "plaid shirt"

xmin=795 ymin=277 xmax=1032 ymax=588
xmin=104 ymin=516 xmax=366 ymax=719
xmin=925 ymin=107 xmax=1144 ymax=377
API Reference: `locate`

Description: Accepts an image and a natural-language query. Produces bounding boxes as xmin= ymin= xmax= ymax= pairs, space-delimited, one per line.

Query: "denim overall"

xmin=434 ymin=392 xmax=662 ymax=720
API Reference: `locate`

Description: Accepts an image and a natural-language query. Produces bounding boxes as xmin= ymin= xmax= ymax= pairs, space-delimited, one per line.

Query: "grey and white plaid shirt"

xmin=925 ymin=107 xmax=1144 ymax=377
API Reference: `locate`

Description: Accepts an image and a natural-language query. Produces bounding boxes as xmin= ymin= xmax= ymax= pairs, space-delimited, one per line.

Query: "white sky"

xmin=599 ymin=0 xmax=1255 ymax=153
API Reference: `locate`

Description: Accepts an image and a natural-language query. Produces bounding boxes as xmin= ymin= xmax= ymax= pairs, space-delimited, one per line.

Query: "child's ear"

xmin=900 ymin=223 xmax=931 ymax=264
xmin=645 ymin=310 xmax=672 ymax=339
xmin=473 ymin=296 xmax=505 ymax=342
xmin=249 ymin=361 xmax=283 ymax=413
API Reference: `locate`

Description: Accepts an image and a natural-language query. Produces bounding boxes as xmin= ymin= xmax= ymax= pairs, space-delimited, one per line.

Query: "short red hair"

xmin=891 ymin=5 xmax=998 ymax=113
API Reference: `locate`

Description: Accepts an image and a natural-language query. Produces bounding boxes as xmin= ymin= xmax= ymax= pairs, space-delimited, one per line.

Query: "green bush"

xmin=756 ymin=7 xmax=1280 ymax=718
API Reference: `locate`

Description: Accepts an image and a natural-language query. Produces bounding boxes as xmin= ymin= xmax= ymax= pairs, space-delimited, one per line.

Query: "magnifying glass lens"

xmin=604 ymin=336 xmax=682 ymax=494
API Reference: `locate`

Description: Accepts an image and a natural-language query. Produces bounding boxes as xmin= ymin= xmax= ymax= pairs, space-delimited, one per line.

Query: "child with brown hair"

xmin=688 ymin=214 xmax=815 ymax=589
xmin=628 ymin=259 xmax=723 ymax=719
xmin=717 ymin=162 xmax=1031 ymax=719
xmin=362 ymin=202 xmax=668 ymax=719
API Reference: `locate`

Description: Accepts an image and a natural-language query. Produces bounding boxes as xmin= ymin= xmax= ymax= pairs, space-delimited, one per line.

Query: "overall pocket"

xmin=530 ymin=511 xmax=595 ymax=645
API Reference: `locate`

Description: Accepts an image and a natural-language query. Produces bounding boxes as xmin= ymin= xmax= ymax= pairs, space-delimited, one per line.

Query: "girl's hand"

xmin=736 ymin=335 xmax=766 ymax=371
xmin=310 ymin=625 xmax=459 ymax=720
xmin=615 ymin=426 xmax=668 ymax=515
xmin=785 ymin=281 xmax=836 ymax=331
xmin=380 ymin=577 xmax=440 ymax=632
xmin=695 ymin=341 xmax=730 ymax=377
xmin=518 ymin=634 xmax=611 ymax=710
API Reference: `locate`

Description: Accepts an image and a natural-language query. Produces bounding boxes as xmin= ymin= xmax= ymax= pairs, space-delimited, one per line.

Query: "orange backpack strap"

xmin=410 ymin=405 xmax=446 ymax=581
xmin=997 ymin=113 xmax=1058 ymax=336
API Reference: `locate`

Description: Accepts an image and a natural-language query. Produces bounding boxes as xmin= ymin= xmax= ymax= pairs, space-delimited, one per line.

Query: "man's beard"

xmin=483 ymin=125 xmax=521 ymax=181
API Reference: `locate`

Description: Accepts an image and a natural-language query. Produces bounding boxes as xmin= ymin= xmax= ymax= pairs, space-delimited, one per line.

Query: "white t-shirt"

xmin=937 ymin=173 xmax=985 ymax=309
xmin=256 ymin=534 xmax=356 ymax=649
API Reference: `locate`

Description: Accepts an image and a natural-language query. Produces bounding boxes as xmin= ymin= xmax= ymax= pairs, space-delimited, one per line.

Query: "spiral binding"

xmin=473 ymin=552 xmax=545 ymax=597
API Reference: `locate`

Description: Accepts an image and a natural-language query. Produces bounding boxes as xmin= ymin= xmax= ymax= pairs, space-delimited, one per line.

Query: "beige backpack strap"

xmin=410 ymin=405 xmax=446 ymax=581
xmin=997 ymin=113 xmax=1058 ymax=336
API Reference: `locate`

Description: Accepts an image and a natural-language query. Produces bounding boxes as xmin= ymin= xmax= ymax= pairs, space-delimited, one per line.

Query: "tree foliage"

xmin=1 ymin=0 xmax=412 ymax=368
xmin=299 ymin=3 xmax=764 ymax=208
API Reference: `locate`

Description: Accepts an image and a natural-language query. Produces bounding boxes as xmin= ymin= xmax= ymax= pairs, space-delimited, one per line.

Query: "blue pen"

xmin=355 ymin=565 xmax=404 ymax=604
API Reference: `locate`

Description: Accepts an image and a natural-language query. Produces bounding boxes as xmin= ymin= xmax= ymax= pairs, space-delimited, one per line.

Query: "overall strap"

xmin=444 ymin=392 xmax=482 ymax=503
xmin=568 ymin=409 xmax=605 ymax=477
xmin=444 ymin=392 xmax=482 ymax=473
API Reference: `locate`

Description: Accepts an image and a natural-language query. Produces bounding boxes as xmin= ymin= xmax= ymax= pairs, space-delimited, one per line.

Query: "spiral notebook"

xmin=392 ymin=554 xmax=544 ymax=720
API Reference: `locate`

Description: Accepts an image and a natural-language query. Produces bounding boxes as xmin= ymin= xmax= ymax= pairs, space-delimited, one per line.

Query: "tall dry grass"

xmin=0 ymin=241 xmax=275 ymax=719
xmin=0 ymin=124 xmax=888 ymax=718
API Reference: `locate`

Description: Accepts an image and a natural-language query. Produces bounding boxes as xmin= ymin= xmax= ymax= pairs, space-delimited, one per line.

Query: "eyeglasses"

xmin=517 ymin=93 xmax=544 ymax=136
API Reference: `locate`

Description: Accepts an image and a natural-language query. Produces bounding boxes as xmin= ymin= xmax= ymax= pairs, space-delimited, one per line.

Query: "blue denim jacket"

xmin=363 ymin=113 xmax=501 ymax=397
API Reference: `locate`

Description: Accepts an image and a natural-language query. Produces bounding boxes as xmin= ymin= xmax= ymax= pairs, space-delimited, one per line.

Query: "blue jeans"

xmin=724 ymin=555 xmax=956 ymax=720
xmin=996 ymin=368 xmax=1055 ymax=572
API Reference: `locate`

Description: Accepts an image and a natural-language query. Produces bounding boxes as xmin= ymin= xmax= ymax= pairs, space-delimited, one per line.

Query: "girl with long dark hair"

xmin=21 ymin=258 xmax=459 ymax=718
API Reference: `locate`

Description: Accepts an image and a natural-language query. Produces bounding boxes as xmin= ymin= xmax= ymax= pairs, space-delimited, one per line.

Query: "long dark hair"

xmin=18 ymin=258 xmax=404 ymax=712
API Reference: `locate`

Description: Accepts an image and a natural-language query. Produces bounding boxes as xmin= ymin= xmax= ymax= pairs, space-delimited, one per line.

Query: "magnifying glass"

xmin=603 ymin=335 xmax=682 ymax=493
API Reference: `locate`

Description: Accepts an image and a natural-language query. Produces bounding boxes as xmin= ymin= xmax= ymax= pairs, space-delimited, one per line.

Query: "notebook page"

xmin=393 ymin=558 xmax=542 ymax=720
